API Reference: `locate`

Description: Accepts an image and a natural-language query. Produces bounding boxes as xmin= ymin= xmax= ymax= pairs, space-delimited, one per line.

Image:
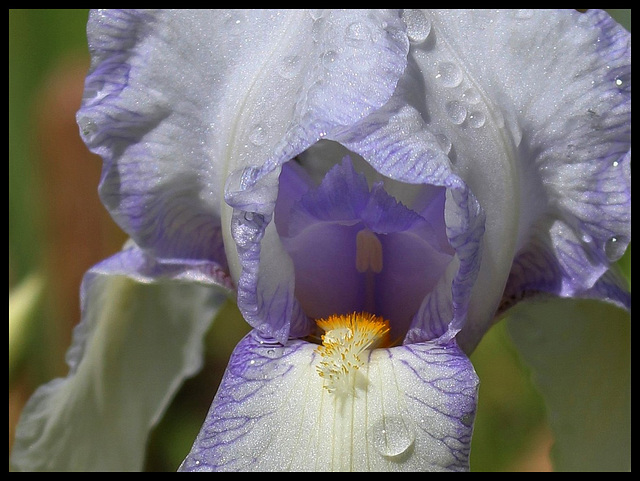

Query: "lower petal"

xmin=10 ymin=245 xmax=230 ymax=471
xmin=179 ymin=331 xmax=478 ymax=472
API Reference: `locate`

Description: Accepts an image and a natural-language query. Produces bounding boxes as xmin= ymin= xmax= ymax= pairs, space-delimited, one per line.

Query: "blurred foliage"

xmin=8 ymin=9 xmax=631 ymax=472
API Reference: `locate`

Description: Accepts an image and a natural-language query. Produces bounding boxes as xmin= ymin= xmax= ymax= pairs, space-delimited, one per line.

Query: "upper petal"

xmin=330 ymin=94 xmax=486 ymax=345
xmin=10 ymin=244 xmax=230 ymax=471
xmin=389 ymin=9 xmax=630 ymax=351
xmin=77 ymin=9 xmax=408 ymax=273
xmin=79 ymin=10 xmax=229 ymax=263
xmin=218 ymin=10 xmax=410 ymax=340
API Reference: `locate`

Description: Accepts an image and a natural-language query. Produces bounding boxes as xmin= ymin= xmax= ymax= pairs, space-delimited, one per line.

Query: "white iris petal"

xmin=180 ymin=332 xmax=478 ymax=472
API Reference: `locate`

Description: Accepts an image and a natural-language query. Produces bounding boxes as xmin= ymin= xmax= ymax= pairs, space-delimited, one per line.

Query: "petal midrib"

xmin=221 ymin=11 xmax=309 ymax=281
xmin=426 ymin=10 xmax=522 ymax=336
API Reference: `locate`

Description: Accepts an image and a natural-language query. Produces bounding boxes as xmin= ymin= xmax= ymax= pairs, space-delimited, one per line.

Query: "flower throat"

xmin=315 ymin=312 xmax=390 ymax=395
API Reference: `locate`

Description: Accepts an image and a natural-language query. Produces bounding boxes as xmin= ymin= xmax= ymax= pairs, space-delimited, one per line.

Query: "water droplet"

xmin=311 ymin=17 xmax=325 ymax=42
xmin=309 ymin=9 xmax=323 ymax=21
xmin=461 ymin=412 xmax=475 ymax=427
xmin=435 ymin=62 xmax=463 ymax=88
xmin=322 ymin=50 xmax=338 ymax=68
xmin=79 ymin=119 xmax=97 ymax=138
xmin=604 ymin=236 xmax=626 ymax=261
xmin=233 ymin=210 xmax=265 ymax=247
xmin=435 ymin=133 xmax=452 ymax=154
xmin=367 ymin=415 xmax=415 ymax=458
xmin=513 ymin=9 xmax=534 ymax=20
xmin=610 ymin=68 xmax=630 ymax=93
xmin=612 ymin=160 xmax=619 ymax=167
xmin=279 ymin=55 xmax=302 ymax=79
xmin=224 ymin=14 xmax=243 ymax=35
xmin=249 ymin=124 xmax=267 ymax=146
xmin=468 ymin=111 xmax=486 ymax=128
xmin=461 ymin=88 xmax=481 ymax=105
xmin=445 ymin=100 xmax=467 ymax=125
xmin=402 ymin=9 xmax=431 ymax=44
xmin=264 ymin=347 xmax=284 ymax=359
xmin=345 ymin=21 xmax=371 ymax=43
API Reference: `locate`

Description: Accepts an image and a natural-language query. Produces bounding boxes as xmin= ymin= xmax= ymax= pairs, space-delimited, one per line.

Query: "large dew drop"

xmin=445 ymin=100 xmax=467 ymax=125
xmin=435 ymin=62 xmax=463 ymax=88
xmin=367 ymin=415 xmax=415 ymax=458
xmin=402 ymin=9 xmax=431 ymax=44
xmin=279 ymin=55 xmax=302 ymax=79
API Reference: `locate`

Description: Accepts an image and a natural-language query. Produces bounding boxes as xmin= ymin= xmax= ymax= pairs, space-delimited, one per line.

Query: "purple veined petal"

xmin=216 ymin=10 xmax=410 ymax=342
xmin=395 ymin=9 xmax=630 ymax=351
xmin=79 ymin=10 xmax=227 ymax=264
xmin=232 ymin=111 xmax=484 ymax=345
xmin=275 ymin=157 xmax=457 ymax=342
xmin=77 ymin=9 xmax=409 ymax=271
xmin=9 ymin=243 xmax=230 ymax=472
xmin=179 ymin=330 xmax=478 ymax=472
xmin=329 ymin=93 xmax=486 ymax=345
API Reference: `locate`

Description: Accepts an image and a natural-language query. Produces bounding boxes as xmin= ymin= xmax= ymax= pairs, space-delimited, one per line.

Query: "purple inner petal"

xmin=275 ymin=157 xmax=454 ymax=341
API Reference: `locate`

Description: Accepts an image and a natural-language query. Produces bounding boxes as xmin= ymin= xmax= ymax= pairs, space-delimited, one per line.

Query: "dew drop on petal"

xmin=435 ymin=61 xmax=463 ymax=88
xmin=312 ymin=17 xmax=325 ymax=42
xmin=610 ymin=68 xmax=630 ymax=93
xmin=513 ymin=9 xmax=534 ymax=20
xmin=468 ymin=111 xmax=486 ymax=128
xmin=309 ymin=9 xmax=323 ymax=21
xmin=224 ymin=13 xmax=243 ymax=35
xmin=367 ymin=415 xmax=415 ymax=458
xmin=445 ymin=100 xmax=467 ymax=125
xmin=345 ymin=21 xmax=371 ymax=43
xmin=249 ymin=124 xmax=268 ymax=146
xmin=322 ymin=50 xmax=338 ymax=68
xmin=461 ymin=87 xmax=481 ymax=105
xmin=233 ymin=210 xmax=265 ymax=247
xmin=79 ymin=119 xmax=97 ymax=139
xmin=604 ymin=236 xmax=626 ymax=261
xmin=402 ymin=9 xmax=431 ymax=44
xmin=279 ymin=55 xmax=302 ymax=79
xmin=435 ymin=133 xmax=452 ymax=154
xmin=266 ymin=348 xmax=282 ymax=358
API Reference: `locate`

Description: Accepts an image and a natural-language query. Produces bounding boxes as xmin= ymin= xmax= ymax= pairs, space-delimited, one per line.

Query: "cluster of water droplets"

xmin=402 ymin=9 xmax=489 ymax=135
xmin=439 ymin=75 xmax=487 ymax=130
xmin=278 ymin=10 xmax=407 ymax=134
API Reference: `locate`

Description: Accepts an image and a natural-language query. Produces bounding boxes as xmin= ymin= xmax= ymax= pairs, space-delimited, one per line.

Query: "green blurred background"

xmin=8 ymin=9 xmax=631 ymax=472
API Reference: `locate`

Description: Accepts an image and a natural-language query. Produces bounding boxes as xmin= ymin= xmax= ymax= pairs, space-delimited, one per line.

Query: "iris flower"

xmin=11 ymin=9 xmax=630 ymax=472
